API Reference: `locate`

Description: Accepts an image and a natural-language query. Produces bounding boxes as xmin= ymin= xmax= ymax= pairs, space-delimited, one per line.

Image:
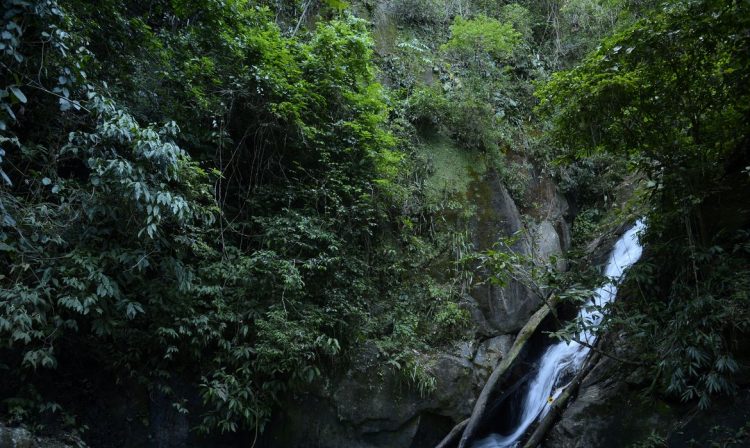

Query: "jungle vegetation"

xmin=1 ymin=0 xmax=748 ymax=441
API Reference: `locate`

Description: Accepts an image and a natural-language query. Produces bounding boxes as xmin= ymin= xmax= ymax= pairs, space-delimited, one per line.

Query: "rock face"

xmin=544 ymin=351 xmax=750 ymax=448
xmin=466 ymin=173 xmax=530 ymax=335
xmin=0 ymin=424 xmax=77 ymax=448
xmin=259 ymin=167 xmax=572 ymax=448
xmin=467 ymin=171 xmax=570 ymax=335
xmin=543 ymin=356 xmax=676 ymax=448
xmin=254 ymin=100 xmax=572 ymax=447
xmin=472 ymin=336 xmax=514 ymax=379
xmin=260 ymin=336 xmax=516 ymax=448
xmin=531 ymin=220 xmax=567 ymax=272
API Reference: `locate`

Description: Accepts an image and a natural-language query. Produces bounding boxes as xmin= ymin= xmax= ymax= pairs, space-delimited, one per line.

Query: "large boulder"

xmin=466 ymin=171 xmax=570 ymax=334
xmin=531 ymin=220 xmax=567 ymax=271
xmin=259 ymin=337 xmax=515 ymax=448
xmin=544 ymin=351 xmax=750 ymax=447
xmin=543 ymin=356 xmax=676 ymax=448
xmin=466 ymin=172 xmax=535 ymax=334
xmin=472 ymin=335 xmax=514 ymax=379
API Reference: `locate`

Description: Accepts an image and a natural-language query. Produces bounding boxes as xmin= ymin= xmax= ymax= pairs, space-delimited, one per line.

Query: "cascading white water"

xmin=471 ymin=220 xmax=646 ymax=448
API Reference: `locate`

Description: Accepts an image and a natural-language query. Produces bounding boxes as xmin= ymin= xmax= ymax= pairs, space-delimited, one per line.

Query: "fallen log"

xmin=456 ymin=295 xmax=560 ymax=448
xmin=437 ymin=370 xmax=535 ymax=448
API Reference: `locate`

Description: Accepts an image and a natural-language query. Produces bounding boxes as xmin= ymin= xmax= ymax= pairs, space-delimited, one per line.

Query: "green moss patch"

xmin=421 ymin=133 xmax=486 ymax=202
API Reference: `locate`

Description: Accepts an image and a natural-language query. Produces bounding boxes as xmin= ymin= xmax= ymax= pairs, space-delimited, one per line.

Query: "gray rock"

xmin=466 ymin=172 xmax=540 ymax=334
xmin=0 ymin=424 xmax=76 ymax=448
xmin=0 ymin=425 xmax=34 ymax=448
xmin=261 ymin=338 xmax=509 ymax=448
xmin=472 ymin=335 xmax=514 ymax=378
xmin=463 ymin=171 xmax=573 ymax=335
xmin=523 ymin=172 xmax=572 ymax=253
xmin=455 ymin=340 xmax=475 ymax=362
xmin=544 ymin=351 xmax=750 ymax=448
xmin=532 ymin=220 xmax=566 ymax=271
xmin=544 ymin=356 xmax=676 ymax=448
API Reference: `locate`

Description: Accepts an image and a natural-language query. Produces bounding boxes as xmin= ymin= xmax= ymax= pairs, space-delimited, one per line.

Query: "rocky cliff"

xmin=258 ymin=137 xmax=572 ymax=447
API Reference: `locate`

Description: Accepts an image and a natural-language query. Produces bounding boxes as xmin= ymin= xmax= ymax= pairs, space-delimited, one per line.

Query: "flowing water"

xmin=471 ymin=220 xmax=646 ymax=448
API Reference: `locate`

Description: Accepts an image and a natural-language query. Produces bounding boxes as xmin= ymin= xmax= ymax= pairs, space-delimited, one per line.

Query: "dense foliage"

xmin=539 ymin=0 xmax=750 ymax=408
xmin=0 ymin=0 xmax=473 ymax=436
xmin=4 ymin=0 xmax=747 ymax=443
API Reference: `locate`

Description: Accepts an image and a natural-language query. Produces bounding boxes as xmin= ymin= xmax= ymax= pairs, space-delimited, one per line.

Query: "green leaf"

xmin=9 ymin=86 xmax=27 ymax=103
xmin=126 ymin=302 xmax=145 ymax=319
xmin=59 ymin=98 xmax=71 ymax=111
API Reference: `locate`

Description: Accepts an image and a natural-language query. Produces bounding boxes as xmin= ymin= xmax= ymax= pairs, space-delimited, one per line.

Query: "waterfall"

xmin=471 ymin=220 xmax=646 ymax=448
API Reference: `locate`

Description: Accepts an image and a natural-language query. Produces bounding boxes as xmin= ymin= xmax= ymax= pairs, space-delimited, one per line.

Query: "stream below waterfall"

xmin=471 ymin=220 xmax=646 ymax=448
